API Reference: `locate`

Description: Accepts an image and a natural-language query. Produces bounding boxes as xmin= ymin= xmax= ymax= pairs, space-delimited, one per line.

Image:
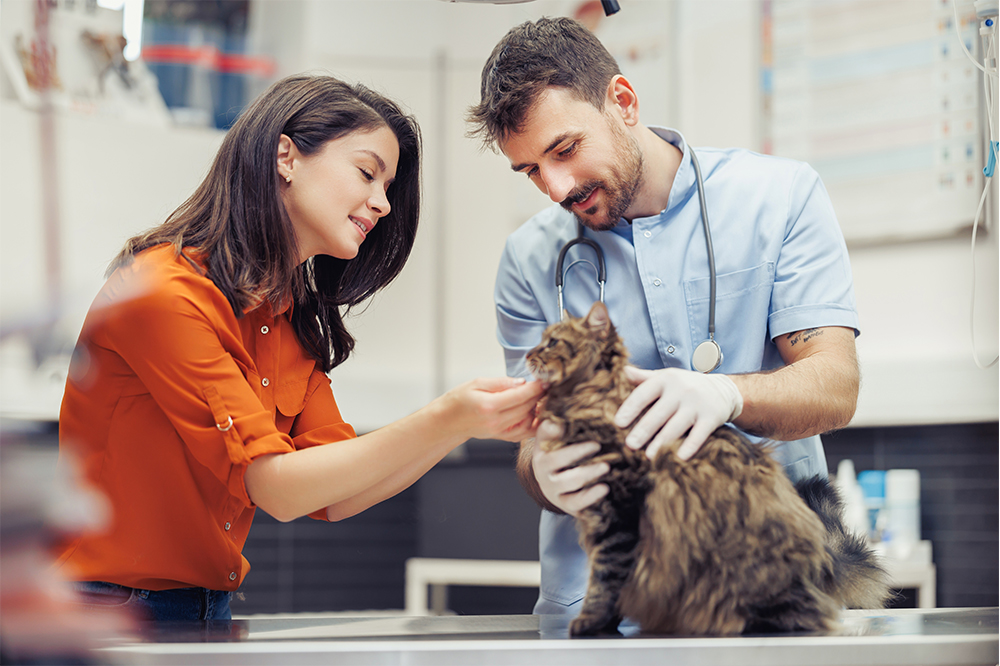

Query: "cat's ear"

xmin=585 ymin=301 xmax=611 ymax=337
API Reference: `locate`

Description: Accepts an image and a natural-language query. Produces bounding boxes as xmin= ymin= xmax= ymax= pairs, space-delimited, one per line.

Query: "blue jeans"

xmin=74 ymin=581 xmax=232 ymax=622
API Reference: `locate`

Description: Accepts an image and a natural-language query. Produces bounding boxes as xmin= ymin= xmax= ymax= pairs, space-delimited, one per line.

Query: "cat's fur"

xmin=525 ymin=301 xmax=890 ymax=637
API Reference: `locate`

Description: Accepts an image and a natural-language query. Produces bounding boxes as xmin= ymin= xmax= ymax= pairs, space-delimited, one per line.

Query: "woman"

xmin=55 ymin=74 xmax=542 ymax=622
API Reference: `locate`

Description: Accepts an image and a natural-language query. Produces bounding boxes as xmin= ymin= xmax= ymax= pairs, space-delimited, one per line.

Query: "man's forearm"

xmin=729 ymin=336 xmax=859 ymax=441
xmin=517 ymin=438 xmax=565 ymax=515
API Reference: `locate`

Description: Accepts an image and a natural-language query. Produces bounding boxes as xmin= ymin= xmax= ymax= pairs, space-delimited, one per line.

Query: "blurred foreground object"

xmin=0 ymin=422 xmax=138 ymax=664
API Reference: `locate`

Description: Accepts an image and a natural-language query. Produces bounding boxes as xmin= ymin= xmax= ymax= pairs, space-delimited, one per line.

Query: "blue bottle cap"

xmin=857 ymin=469 xmax=886 ymax=499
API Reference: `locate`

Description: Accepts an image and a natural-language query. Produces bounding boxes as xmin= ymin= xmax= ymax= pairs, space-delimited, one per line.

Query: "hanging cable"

xmin=953 ymin=0 xmax=998 ymax=368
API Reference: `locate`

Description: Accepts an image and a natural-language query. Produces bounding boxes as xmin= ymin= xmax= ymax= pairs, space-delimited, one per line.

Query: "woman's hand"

xmin=437 ymin=376 xmax=545 ymax=442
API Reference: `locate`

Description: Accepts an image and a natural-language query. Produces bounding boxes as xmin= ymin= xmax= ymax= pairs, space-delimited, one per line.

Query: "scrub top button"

xmin=667 ymin=345 xmax=675 ymax=354
xmin=652 ymin=278 xmax=662 ymax=286
xmin=229 ymin=572 xmax=237 ymax=581
xmin=261 ymin=377 xmax=270 ymax=387
xmin=260 ymin=325 xmax=269 ymax=335
xmin=643 ymin=230 xmax=651 ymax=238
xmin=225 ymin=522 xmax=231 ymax=531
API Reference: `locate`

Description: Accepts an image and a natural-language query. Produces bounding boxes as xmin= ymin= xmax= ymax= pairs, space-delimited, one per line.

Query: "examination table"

xmin=101 ymin=606 xmax=998 ymax=665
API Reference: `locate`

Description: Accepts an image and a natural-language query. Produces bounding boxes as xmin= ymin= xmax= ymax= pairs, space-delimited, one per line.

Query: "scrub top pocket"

xmin=683 ymin=262 xmax=775 ymax=372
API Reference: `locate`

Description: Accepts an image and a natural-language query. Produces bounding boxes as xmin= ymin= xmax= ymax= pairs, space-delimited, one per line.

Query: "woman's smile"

xmin=351 ymin=215 xmax=373 ymax=237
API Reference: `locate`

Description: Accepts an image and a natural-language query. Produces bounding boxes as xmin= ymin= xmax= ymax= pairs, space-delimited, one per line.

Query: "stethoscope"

xmin=555 ymin=149 xmax=723 ymax=374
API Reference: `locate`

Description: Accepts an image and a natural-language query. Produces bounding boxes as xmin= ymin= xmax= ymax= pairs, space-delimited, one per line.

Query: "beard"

xmin=561 ymin=118 xmax=644 ymax=232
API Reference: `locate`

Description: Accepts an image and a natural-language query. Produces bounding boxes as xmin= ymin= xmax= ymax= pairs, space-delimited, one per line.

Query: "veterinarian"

xmin=55 ymin=74 xmax=543 ymax=622
xmin=468 ymin=18 xmax=860 ymax=620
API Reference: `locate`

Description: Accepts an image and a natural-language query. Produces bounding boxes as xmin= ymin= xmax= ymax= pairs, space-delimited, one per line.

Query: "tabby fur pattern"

xmin=525 ymin=301 xmax=890 ymax=637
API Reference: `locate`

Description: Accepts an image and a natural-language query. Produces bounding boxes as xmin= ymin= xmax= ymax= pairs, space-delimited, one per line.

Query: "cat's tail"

xmin=795 ymin=476 xmax=894 ymax=609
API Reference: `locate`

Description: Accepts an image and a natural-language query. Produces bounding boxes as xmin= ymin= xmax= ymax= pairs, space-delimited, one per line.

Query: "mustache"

xmin=561 ymin=182 xmax=601 ymax=209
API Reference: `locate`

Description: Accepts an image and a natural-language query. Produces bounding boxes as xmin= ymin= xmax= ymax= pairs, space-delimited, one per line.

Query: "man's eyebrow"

xmin=510 ymin=133 xmax=574 ymax=172
xmin=358 ymin=149 xmax=386 ymax=172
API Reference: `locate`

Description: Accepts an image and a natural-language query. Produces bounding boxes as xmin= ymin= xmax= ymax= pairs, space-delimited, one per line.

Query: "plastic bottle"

xmin=884 ymin=469 xmax=921 ymax=559
xmin=857 ymin=470 xmax=886 ymax=541
xmin=834 ymin=459 xmax=870 ymax=539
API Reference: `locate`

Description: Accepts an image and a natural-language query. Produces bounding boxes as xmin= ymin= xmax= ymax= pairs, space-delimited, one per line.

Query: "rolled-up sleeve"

xmin=768 ymin=164 xmax=860 ymax=339
xmin=286 ymin=371 xmax=357 ymax=520
xmin=290 ymin=371 xmax=356 ymax=447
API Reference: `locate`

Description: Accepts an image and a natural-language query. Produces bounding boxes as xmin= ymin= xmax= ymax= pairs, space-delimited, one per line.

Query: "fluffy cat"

xmin=524 ymin=301 xmax=890 ymax=637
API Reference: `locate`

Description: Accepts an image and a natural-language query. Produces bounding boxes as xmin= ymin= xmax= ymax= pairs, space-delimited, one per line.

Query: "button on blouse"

xmin=55 ymin=245 xmax=357 ymax=592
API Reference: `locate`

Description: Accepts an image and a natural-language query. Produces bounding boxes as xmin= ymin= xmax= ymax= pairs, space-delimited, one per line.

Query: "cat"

xmin=525 ymin=301 xmax=890 ymax=637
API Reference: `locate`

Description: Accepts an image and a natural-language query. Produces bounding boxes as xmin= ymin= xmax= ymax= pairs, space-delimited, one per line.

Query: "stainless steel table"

xmin=102 ymin=607 xmax=998 ymax=665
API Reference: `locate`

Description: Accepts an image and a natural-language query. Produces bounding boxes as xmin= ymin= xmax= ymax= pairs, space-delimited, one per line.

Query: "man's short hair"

xmin=467 ymin=17 xmax=621 ymax=152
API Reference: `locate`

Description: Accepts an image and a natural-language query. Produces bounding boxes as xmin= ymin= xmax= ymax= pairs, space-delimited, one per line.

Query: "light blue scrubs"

xmin=493 ymin=128 xmax=859 ymax=618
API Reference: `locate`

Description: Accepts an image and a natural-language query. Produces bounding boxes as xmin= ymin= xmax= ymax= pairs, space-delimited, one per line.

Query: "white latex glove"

xmin=532 ymin=420 xmax=610 ymax=517
xmin=613 ymin=366 xmax=743 ymax=461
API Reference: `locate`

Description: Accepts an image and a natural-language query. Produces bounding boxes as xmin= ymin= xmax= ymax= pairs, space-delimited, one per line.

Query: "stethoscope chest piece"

xmin=692 ymin=338 xmax=723 ymax=373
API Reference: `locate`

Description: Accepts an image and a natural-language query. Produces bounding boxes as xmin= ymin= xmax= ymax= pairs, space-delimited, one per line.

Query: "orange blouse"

xmin=55 ymin=245 xmax=356 ymax=591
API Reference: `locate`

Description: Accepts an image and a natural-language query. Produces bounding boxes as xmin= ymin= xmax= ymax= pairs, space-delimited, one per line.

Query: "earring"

xmin=284 ymin=174 xmax=291 ymax=183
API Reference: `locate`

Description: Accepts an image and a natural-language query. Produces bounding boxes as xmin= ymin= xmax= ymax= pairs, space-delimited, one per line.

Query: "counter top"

xmin=101 ymin=607 xmax=998 ymax=665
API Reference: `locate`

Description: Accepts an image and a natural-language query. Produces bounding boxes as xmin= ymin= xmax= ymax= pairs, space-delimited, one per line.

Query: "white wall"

xmin=1 ymin=0 xmax=995 ymax=431
xmin=0 ymin=101 xmax=224 ymax=419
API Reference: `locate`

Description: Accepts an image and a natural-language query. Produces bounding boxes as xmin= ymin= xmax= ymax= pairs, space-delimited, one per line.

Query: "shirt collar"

xmin=248 ymin=297 xmax=293 ymax=319
xmin=606 ymin=126 xmax=692 ymax=231
xmin=180 ymin=246 xmax=293 ymax=319
xmin=647 ymin=126 xmax=698 ymax=220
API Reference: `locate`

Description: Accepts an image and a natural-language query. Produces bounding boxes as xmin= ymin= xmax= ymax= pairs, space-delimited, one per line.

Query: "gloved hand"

xmin=531 ymin=420 xmax=610 ymax=517
xmin=613 ymin=366 xmax=743 ymax=461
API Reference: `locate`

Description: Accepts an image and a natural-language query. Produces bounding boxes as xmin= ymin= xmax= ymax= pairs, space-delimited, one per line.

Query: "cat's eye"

xmin=547 ymin=338 xmax=559 ymax=348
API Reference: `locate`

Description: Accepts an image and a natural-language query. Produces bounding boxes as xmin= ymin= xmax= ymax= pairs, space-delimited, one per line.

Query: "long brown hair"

xmin=111 ymin=74 xmax=421 ymax=371
xmin=467 ymin=17 xmax=620 ymax=151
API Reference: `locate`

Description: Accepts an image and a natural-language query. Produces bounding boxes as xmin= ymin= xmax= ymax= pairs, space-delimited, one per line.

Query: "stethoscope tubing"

xmin=555 ymin=148 xmax=721 ymax=370
xmin=556 ymin=227 xmax=606 ymax=319
xmin=689 ymin=149 xmax=717 ymax=340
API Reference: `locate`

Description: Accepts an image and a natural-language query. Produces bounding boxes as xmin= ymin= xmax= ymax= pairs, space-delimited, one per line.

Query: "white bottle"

xmin=884 ymin=469 xmax=921 ymax=560
xmin=835 ymin=459 xmax=870 ymax=539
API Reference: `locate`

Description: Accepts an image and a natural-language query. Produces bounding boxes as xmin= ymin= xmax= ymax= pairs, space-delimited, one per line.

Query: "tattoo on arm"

xmin=787 ymin=328 xmax=824 ymax=347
